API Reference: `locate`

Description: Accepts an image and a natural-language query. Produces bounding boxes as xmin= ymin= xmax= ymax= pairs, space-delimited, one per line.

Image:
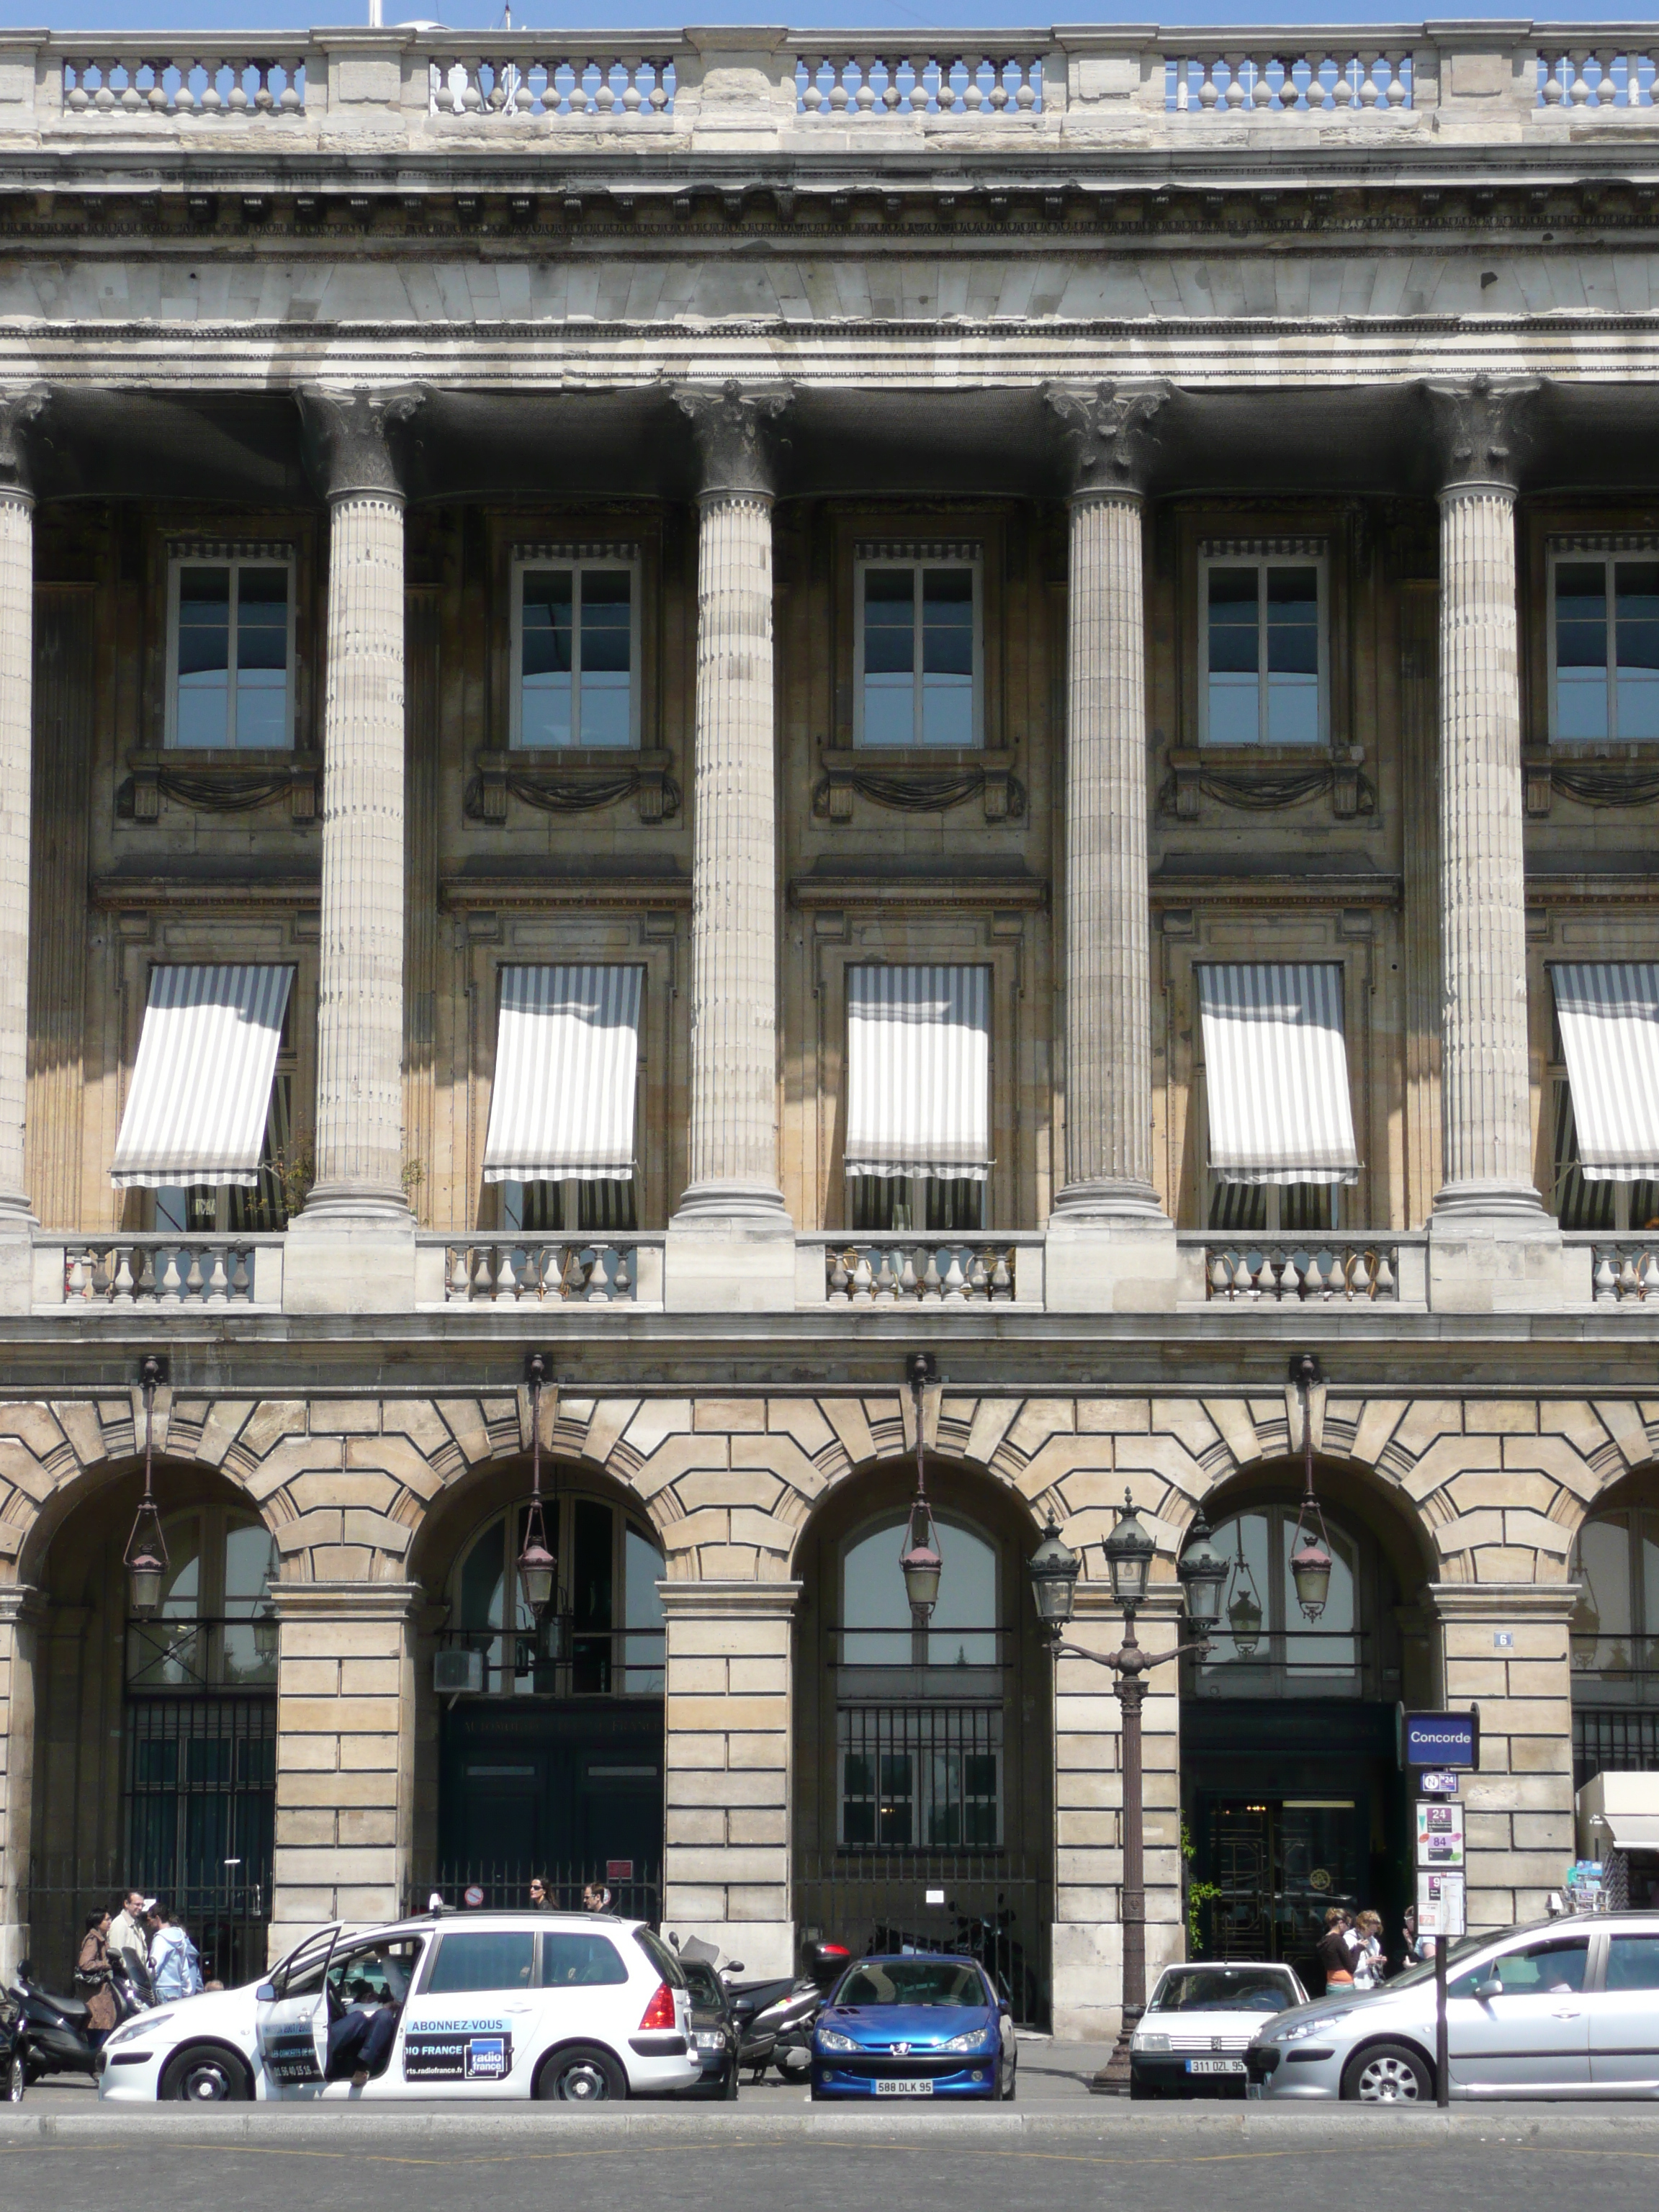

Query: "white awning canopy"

xmin=482 ymin=963 xmax=642 ymax=1184
xmin=1198 ymin=962 xmax=1359 ymax=1187
xmin=1551 ymin=961 xmax=1659 ymax=1182
xmin=1602 ymin=1812 xmax=1659 ymax=1851
xmin=845 ymin=964 xmax=991 ymax=1180
xmin=111 ymin=965 xmax=293 ymax=1190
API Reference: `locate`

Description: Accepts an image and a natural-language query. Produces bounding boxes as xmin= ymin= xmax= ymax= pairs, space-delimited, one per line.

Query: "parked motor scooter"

xmin=9 ymin=1956 xmax=147 ymax=2090
xmin=727 ymin=1940 xmax=850 ymax=2083
xmin=1 ymin=1983 xmax=24 ymax=2103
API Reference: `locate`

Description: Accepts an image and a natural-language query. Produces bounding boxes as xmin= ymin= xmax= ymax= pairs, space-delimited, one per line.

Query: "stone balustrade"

xmin=48 ymin=1234 xmax=284 ymax=1306
xmin=1586 ymin=1239 xmax=1659 ymax=1302
xmin=808 ymin=1234 xmax=1042 ymax=1306
xmin=9 ymin=26 xmax=1658 ymax=148
xmin=1192 ymin=1236 xmax=1419 ymax=1305
xmin=423 ymin=1236 xmax=654 ymax=1305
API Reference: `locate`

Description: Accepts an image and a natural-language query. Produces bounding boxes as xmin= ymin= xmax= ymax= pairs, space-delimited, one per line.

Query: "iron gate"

xmin=404 ymin=1859 xmax=662 ymax=1925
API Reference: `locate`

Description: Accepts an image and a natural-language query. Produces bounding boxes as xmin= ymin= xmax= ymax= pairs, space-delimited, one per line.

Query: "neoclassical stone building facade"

xmin=0 ymin=22 xmax=1658 ymax=2037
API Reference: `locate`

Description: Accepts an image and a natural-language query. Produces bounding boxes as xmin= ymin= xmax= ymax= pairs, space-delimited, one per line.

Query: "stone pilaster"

xmin=0 ymin=392 xmax=42 ymax=1315
xmin=269 ymin=1581 xmax=420 ymax=1961
xmin=659 ymin=1580 xmax=797 ymax=1977
xmin=0 ymin=1584 xmax=43 ymax=1982
xmin=1043 ymin=384 xmax=1175 ymax=1313
xmin=1428 ymin=1583 xmax=1578 ymax=1933
xmin=287 ymin=390 xmax=420 ymax=1313
xmin=665 ymin=384 xmax=795 ymax=1311
xmin=1425 ymin=380 xmax=1564 ymax=1310
xmin=1051 ymin=1586 xmax=1183 ymax=2041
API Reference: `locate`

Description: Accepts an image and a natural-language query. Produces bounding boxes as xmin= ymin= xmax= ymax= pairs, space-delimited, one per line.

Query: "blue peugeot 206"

xmin=810 ymin=1954 xmax=1015 ymax=2102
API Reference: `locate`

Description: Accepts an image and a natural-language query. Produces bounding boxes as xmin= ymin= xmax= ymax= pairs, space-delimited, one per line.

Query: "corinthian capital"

xmin=1424 ymin=374 xmax=1541 ymax=494
xmin=297 ymin=387 xmax=424 ymax=503
xmin=0 ymin=386 xmax=49 ymax=500
xmin=672 ymin=379 xmax=793 ymax=499
xmin=1046 ymin=380 xmax=1168 ymax=498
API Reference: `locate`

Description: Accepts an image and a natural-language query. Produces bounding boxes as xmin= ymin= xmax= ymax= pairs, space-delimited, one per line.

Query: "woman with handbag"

xmin=75 ymin=1911 xmax=118 ymax=2047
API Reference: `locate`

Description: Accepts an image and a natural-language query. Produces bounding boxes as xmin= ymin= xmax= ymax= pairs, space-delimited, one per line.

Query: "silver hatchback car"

xmin=1246 ymin=1912 xmax=1659 ymax=2103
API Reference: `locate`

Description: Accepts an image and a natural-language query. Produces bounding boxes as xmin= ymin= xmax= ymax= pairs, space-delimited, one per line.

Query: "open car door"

xmin=253 ymin=1925 xmax=341 ymax=2096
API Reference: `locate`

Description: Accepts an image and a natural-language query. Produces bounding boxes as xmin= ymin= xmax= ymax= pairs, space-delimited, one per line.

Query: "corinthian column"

xmin=665 ymin=385 xmax=795 ymax=1308
xmin=1042 ymin=384 xmax=1176 ymax=1312
xmin=1425 ymin=379 xmax=1561 ymax=1308
xmin=287 ymin=390 xmax=421 ymax=1312
xmin=0 ymin=390 xmax=44 ymax=1316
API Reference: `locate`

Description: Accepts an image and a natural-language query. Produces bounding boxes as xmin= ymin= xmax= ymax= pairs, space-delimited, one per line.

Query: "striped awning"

xmin=1551 ymin=961 xmax=1659 ymax=1182
xmin=482 ymin=964 xmax=642 ymax=1184
xmin=845 ymin=964 xmax=991 ymax=1180
xmin=111 ymin=965 xmax=293 ymax=1190
xmin=1198 ymin=963 xmax=1359 ymax=1187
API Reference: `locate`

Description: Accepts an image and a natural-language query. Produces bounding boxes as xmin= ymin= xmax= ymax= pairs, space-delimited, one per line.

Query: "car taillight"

xmin=639 ymin=1982 xmax=677 ymax=2032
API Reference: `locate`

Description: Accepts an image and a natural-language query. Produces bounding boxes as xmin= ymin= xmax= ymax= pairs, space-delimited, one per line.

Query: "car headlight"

xmin=939 ymin=2027 xmax=997 ymax=2054
xmin=816 ymin=2027 xmax=859 ymax=2054
xmin=1134 ymin=2033 xmax=1171 ymax=2053
xmin=106 ymin=2013 xmax=171 ymax=2049
xmin=693 ymin=2030 xmax=728 ymax=2052
xmin=1271 ymin=2012 xmax=1351 ymax=2043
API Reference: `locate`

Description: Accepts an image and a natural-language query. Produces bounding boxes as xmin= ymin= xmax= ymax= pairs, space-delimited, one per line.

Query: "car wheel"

xmin=1000 ymin=2059 xmax=1017 ymax=2103
xmin=160 ymin=2046 xmax=253 ymax=2103
xmin=534 ymin=2045 xmax=626 ymax=2104
xmin=6 ymin=2051 xmax=24 ymax=2104
xmin=1341 ymin=2042 xmax=1432 ymax=2104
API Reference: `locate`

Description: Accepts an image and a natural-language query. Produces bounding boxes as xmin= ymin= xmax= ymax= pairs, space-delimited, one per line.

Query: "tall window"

xmin=451 ymin=1497 xmax=665 ymax=1696
xmin=1552 ymin=549 xmax=1659 ymax=743
xmin=1200 ymin=549 xmax=1325 ymax=747
xmin=855 ymin=554 xmax=981 ymax=748
xmin=513 ymin=557 xmax=637 ymax=749
xmin=167 ymin=554 xmax=294 ymax=750
xmin=153 ymin=992 xmax=297 ymax=1237
xmin=1190 ymin=1506 xmax=1364 ymax=1699
xmin=1572 ymin=1510 xmax=1659 ymax=1685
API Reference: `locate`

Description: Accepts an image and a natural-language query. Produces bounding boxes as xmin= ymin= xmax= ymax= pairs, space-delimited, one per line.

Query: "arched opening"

xmin=1570 ymin=1474 xmax=1659 ymax=1763
xmin=792 ymin=1461 xmax=1053 ymax=2025
xmin=408 ymin=1461 xmax=665 ymax=1917
xmin=1179 ymin=1462 xmax=1437 ymax=1990
xmin=24 ymin=1462 xmax=278 ymax=1989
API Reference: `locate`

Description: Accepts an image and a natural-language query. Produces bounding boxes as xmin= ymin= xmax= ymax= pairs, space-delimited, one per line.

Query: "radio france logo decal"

xmin=403 ymin=2020 xmax=514 ymax=2083
xmin=464 ymin=2036 xmax=508 ymax=2080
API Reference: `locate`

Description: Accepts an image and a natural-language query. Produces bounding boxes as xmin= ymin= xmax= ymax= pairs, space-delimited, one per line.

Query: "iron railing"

xmin=21 ymin=1856 xmax=271 ymax=1994
xmin=404 ymin=1860 xmax=662 ymax=1923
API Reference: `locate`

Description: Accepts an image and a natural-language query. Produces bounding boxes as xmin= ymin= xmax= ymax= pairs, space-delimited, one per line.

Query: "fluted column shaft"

xmin=0 ymin=491 xmax=32 ymax=1226
xmin=678 ymin=489 xmax=786 ymax=1218
xmin=1434 ymin=483 xmax=1541 ymax=1215
xmin=311 ymin=491 xmax=408 ymax=1213
xmin=1058 ymin=491 xmax=1161 ymax=1218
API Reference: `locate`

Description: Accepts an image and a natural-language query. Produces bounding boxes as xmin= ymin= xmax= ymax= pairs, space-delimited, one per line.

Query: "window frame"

xmin=510 ymin=547 xmax=642 ymax=752
xmin=1197 ymin=541 xmax=1330 ymax=750
xmin=164 ymin=547 xmax=297 ymax=752
xmin=449 ymin=1494 xmax=665 ymax=1699
xmin=853 ymin=545 xmax=985 ymax=752
xmin=1547 ymin=539 xmax=1659 ymax=747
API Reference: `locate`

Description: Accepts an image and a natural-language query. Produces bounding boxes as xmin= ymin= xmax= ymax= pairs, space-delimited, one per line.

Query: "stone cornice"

xmin=1426 ymin=1581 xmax=1581 ymax=1621
xmin=657 ymin=1578 xmax=802 ymax=1617
xmin=273 ymin=1580 xmax=422 ymax=1618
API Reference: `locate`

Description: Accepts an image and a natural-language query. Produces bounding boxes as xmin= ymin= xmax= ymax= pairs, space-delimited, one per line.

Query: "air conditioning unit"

xmin=433 ymin=1647 xmax=485 ymax=1694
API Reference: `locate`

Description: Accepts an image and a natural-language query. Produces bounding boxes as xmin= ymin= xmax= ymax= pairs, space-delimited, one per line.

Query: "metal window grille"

xmin=837 ymin=1705 xmax=1002 ymax=1849
xmin=125 ymin=1695 xmax=276 ymax=1915
xmin=1574 ymin=1706 xmax=1659 ymax=1792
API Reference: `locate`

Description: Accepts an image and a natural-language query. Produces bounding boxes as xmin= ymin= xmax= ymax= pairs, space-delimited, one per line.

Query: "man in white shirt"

xmin=108 ymin=1892 xmax=153 ymax=1998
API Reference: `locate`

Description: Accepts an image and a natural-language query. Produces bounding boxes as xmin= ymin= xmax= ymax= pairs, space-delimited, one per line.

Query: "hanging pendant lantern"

xmin=123 ymin=1355 xmax=169 ymax=1619
xmin=1175 ymin=1508 xmax=1228 ymax=1633
xmin=1226 ymin=1516 xmax=1264 ymax=1657
xmin=516 ymin=1352 xmax=559 ymax=1619
xmin=899 ymin=1351 xmax=943 ymax=1619
xmin=253 ymin=1593 xmax=280 ymax=1664
xmin=1287 ymin=1351 xmax=1334 ymax=1621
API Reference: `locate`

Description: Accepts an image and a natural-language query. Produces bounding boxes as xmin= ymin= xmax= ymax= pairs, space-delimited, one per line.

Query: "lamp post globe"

xmin=1027 ymin=1515 xmax=1080 ymax=1635
xmin=1102 ymin=1490 xmax=1156 ymax=1611
xmin=900 ymin=1527 xmax=943 ymax=1617
xmin=1290 ymin=1535 xmax=1333 ymax=1619
xmin=517 ymin=1533 xmax=557 ymax=1619
xmin=127 ymin=1545 xmax=165 ymax=1619
xmin=1175 ymin=1509 xmax=1228 ymax=1634
xmin=1228 ymin=1586 xmax=1264 ymax=1658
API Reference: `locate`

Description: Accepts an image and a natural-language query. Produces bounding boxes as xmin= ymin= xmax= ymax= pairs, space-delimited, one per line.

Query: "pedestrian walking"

xmin=148 ymin=1908 xmax=203 ymax=2002
xmin=75 ymin=1912 xmax=119 ymax=2047
xmin=1351 ymin=1910 xmax=1385 ymax=1989
xmin=1316 ymin=1906 xmax=1356 ymax=1992
xmin=581 ymin=1881 xmax=612 ymax=1914
xmin=108 ymin=1890 xmax=151 ymax=1997
xmin=528 ymin=1876 xmax=549 ymax=1911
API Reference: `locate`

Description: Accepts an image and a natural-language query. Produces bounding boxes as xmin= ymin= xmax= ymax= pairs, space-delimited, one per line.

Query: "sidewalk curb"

xmin=5 ymin=2105 xmax=1659 ymax=2145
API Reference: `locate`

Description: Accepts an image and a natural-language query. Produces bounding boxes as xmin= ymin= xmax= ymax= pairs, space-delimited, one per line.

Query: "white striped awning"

xmin=845 ymin=964 xmax=991 ymax=1180
xmin=1198 ymin=962 xmax=1359 ymax=1187
xmin=482 ymin=964 xmax=642 ymax=1184
xmin=111 ymin=965 xmax=293 ymax=1190
xmin=1551 ymin=961 xmax=1659 ymax=1182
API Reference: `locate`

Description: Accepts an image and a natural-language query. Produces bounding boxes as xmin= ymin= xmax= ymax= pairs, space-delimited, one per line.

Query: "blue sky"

xmin=8 ymin=4 xmax=1632 ymax=32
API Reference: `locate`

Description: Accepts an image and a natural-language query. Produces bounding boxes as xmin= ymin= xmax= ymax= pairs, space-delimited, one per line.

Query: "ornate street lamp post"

xmin=1028 ymin=1493 xmax=1228 ymax=2094
xmin=122 ymin=1354 xmax=169 ymax=1617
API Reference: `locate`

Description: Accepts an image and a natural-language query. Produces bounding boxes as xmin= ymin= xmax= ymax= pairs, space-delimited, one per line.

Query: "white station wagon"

xmin=96 ymin=1911 xmax=700 ymax=2104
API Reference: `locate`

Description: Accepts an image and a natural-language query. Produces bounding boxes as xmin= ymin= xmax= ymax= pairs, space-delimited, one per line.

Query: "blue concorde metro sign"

xmin=1401 ymin=1709 xmax=1480 ymax=1771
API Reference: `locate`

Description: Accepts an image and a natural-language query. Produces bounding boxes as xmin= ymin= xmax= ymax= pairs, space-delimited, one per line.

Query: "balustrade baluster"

xmin=448 ymin=1246 xmax=468 ymax=1300
xmin=65 ymin=1250 xmax=86 ymax=1300
xmin=873 ymin=1249 xmax=897 ymax=1303
xmin=1210 ymin=1252 xmax=1231 ymax=1299
xmin=495 ymin=1246 xmax=519 ymax=1303
xmin=850 ymin=1251 xmax=874 ymax=1304
xmin=1302 ymin=1253 xmax=1325 ymax=1299
xmin=921 ymin=1250 xmax=943 ymax=1301
xmin=1374 ymin=1251 xmax=1395 ymax=1298
xmin=111 ymin=1246 xmax=135 ymax=1301
xmin=989 ymin=1251 xmax=1012 ymax=1300
xmin=968 ymin=1251 xmax=989 ymax=1298
xmin=1619 ymin=1254 xmax=1641 ymax=1299
xmin=1594 ymin=1251 xmax=1619 ymax=1302
xmin=942 ymin=1250 xmax=968 ymax=1303
xmin=1569 ymin=50 xmax=1593 ymax=107
xmin=613 ymin=1249 xmax=632 ymax=1299
xmin=827 ymin=1249 xmax=849 ymax=1300
xmin=471 ymin=1246 xmax=494 ymax=1301
xmin=584 ymin=1249 xmax=611 ymax=1302
xmin=205 ymin=1247 xmax=230 ymax=1302
xmin=1639 ymin=1249 xmax=1659 ymax=1299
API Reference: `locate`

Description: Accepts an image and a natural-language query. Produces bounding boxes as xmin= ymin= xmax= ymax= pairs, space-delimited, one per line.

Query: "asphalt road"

xmin=5 ymin=2119 xmax=1659 ymax=2212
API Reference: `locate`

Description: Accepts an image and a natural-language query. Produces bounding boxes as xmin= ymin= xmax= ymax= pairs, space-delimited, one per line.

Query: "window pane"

xmin=1642 ymin=1509 xmax=1659 ymax=1638
xmin=1207 ymin=675 xmax=1261 ymax=747
xmin=1556 ymin=561 xmax=1610 ymax=741
xmin=233 ymin=567 xmax=289 ymax=748
xmin=224 ymin=1519 xmax=277 ymax=1610
xmin=1266 ymin=675 xmax=1320 ymax=746
xmin=1573 ymin=1515 xmax=1634 ymax=1650
xmin=1207 ymin=568 xmax=1259 ymax=671
xmin=580 ymin=571 xmax=631 ymax=673
xmin=862 ymin=677 xmax=914 ymax=747
xmin=920 ymin=568 xmax=974 ymax=676
xmin=1607 ymin=1936 xmax=1659 ymax=1992
xmin=1265 ymin=567 xmax=1321 ymax=745
xmin=573 ymin=1498 xmax=613 ymax=1631
xmin=427 ymin=1930 xmax=536 ymax=1995
xmin=176 ymin=567 xmax=230 ymax=747
xmin=539 ymin=1933 xmax=627 ymax=1987
xmin=521 ymin=572 xmax=574 ymax=747
xmin=863 ymin=569 xmax=914 ymax=675
xmin=1615 ymin=561 xmax=1659 ymax=739
xmin=459 ymin=1521 xmax=506 ymax=1633
xmin=920 ymin=678 xmax=974 ymax=747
